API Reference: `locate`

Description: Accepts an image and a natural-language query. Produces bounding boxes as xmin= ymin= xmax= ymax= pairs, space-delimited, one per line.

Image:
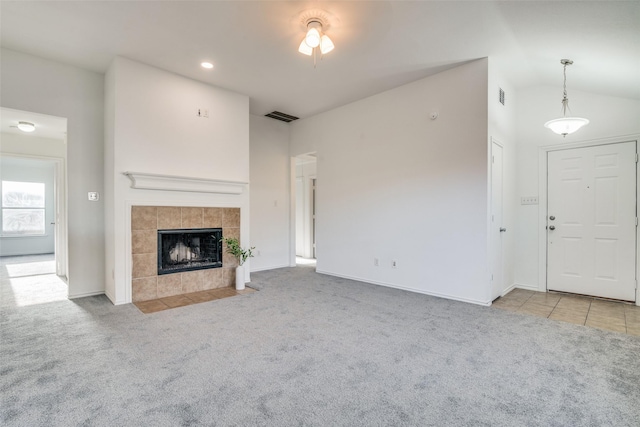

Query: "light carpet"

xmin=1 ymin=265 xmax=639 ymax=426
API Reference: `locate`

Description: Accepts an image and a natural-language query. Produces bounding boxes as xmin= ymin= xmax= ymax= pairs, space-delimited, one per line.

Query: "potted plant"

xmin=222 ymin=237 xmax=254 ymax=290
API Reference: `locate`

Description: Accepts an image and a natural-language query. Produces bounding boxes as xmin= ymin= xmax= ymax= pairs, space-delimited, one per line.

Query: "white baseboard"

xmin=102 ymin=289 xmax=129 ymax=305
xmin=315 ymin=269 xmax=492 ymax=306
xmin=501 ymin=283 xmax=516 ymax=296
xmin=251 ymin=264 xmax=290 ymax=273
xmin=69 ymin=290 xmax=105 ymax=300
xmin=513 ymin=283 xmax=540 ymax=292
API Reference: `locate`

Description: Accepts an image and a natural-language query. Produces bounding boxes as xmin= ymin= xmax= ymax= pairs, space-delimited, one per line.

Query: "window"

xmin=1 ymin=181 xmax=46 ymax=235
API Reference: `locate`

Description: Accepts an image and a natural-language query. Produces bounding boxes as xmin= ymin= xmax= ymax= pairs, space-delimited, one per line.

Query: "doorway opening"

xmin=0 ymin=108 xmax=68 ymax=303
xmin=293 ymin=153 xmax=317 ymax=267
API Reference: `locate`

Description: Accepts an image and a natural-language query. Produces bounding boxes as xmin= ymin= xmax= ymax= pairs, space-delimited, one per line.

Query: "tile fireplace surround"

xmin=131 ymin=206 xmax=240 ymax=302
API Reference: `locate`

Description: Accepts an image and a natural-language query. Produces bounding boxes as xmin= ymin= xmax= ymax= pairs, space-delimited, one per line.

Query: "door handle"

xmin=499 ymin=228 xmax=506 ymax=232
xmin=549 ymin=225 xmax=555 ymax=230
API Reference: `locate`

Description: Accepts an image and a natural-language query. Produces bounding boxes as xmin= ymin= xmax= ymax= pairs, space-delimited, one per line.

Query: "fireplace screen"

xmin=157 ymin=228 xmax=223 ymax=275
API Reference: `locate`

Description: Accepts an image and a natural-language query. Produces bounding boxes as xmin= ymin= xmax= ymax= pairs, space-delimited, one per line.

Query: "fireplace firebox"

xmin=157 ymin=228 xmax=223 ymax=275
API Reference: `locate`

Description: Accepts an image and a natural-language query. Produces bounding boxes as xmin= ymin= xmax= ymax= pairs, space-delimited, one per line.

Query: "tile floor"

xmin=493 ymin=288 xmax=640 ymax=336
xmin=133 ymin=286 xmax=256 ymax=314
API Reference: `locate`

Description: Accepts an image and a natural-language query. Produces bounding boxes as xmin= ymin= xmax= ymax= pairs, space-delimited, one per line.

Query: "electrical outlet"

xmin=521 ymin=196 xmax=538 ymax=205
xmin=88 ymin=192 xmax=99 ymax=201
xmin=374 ymin=258 xmax=379 ymax=267
xmin=392 ymin=260 xmax=397 ymax=268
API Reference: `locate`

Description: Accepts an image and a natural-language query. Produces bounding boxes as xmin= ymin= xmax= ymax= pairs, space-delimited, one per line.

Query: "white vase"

xmin=235 ymin=265 xmax=245 ymax=290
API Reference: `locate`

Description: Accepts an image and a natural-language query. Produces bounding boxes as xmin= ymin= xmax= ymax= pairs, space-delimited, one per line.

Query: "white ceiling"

xmin=1 ymin=108 xmax=67 ymax=140
xmin=1 ymin=1 xmax=639 ymax=119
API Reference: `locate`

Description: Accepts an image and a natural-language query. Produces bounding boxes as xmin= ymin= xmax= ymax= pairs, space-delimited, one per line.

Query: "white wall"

xmin=487 ymin=60 xmax=518 ymax=298
xmin=249 ymin=115 xmax=291 ymax=271
xmin=290 ymin=59 xmax=491 ymax=305
xmin=1 ymin=48 xmax=105 ymax=298
xmin=104 ymin=57 xmax=250 ymax=304
xmin=1 ymin=133 xmax=66 ymax=158
xmin=0 ymin=158 xmax=55 ymax=256
xmin=104 ymin=56 xmax=116 ymax=303
xmin=514 ymin=86 xmax=640 ymax=290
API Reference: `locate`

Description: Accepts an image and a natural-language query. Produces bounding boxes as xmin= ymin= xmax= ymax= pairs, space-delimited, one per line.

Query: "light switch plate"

xmin=88 ymin=192 xmax=99 ymax=201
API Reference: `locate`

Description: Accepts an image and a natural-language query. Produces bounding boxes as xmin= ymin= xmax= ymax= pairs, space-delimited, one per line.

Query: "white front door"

xmin=491 ymin=141 xmax=504 ymax=300
xmin=547 ymin=142 xmax=637 ymax=301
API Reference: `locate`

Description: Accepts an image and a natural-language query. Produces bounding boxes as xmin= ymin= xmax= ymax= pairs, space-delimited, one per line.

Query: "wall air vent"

xmin=499 ymin=88 xmax=505 ymax=106
xmin=265 ymin=111 xmax=299 ymax=123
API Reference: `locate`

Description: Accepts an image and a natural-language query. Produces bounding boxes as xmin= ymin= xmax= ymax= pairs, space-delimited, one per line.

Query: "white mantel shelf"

xmin=123 ymin=172 xmax=247 ymax=194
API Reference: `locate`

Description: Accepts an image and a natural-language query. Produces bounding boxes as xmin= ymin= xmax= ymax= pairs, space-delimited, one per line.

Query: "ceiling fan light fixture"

xmin=320 ymin=35 xmax=334 ymax=54
xmin=17 ymin=121 xmax=36 ymax=132
xmin=298 ymin=39 xmax=313 ymax=56
xmin=297 ymin=12 xmax=335 ymax=65
xmin=305 ymin=22 xmax=321 ymax=48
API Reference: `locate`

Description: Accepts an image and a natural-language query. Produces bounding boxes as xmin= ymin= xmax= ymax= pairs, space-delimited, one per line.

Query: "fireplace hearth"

xmin=157 ymin=228 xmax=222 ymax=275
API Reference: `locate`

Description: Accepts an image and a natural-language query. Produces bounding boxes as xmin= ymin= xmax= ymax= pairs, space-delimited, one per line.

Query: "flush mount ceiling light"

xmin=544 ymin=59 xmax=589 ymax=137
xmin=201 ymin=62 xmax=214 ymax=69
xmin=17 ymin=121 xmax=36 ymax=132
xmin=298 ymin=14 xmax=334 ymax=67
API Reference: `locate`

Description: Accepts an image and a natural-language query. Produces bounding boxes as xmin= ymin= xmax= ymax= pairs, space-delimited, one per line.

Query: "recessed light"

xmin=17 ymin=121 xmax=36 ymax=132
xmin=201 ymin=62 xmax=214 ymax=69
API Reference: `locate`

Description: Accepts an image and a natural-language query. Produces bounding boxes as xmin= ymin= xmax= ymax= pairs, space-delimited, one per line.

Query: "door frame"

xmin=309 ymin=176 xmax=317 ymax=259
xmin=0 ymin=152 xmax=68 ymax=281
xmin=490 ymin=139 xmax=505 ymax=301
xmin=290 ymin=153 xmax=318 ymax=264
xmin=537 ymin=134 xmax=639 ymax=305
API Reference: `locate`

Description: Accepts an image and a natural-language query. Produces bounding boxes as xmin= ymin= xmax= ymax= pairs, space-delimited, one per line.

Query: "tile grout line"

xmin=545 ymin=296 xmax=562 ymax=319
xmin=517 ymin=292 xmax=534 ymax=308
xmin=583 ymin=299 xmax=592 ymax=326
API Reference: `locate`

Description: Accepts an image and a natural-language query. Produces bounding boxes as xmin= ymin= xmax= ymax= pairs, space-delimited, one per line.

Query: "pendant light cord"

xmin=561 ymin=62 xmax=570 ymax=116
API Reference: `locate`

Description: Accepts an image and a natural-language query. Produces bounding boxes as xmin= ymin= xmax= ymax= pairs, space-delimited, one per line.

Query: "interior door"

xmin=547 ymin=142 xmax=637 ymax=301
xmin=491 ymin=142 xmax=505 ymax=300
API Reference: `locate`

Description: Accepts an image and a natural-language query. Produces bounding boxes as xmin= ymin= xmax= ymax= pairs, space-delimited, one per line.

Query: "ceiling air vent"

xmin=499 ymin=88 xmax=505 ymax=106
xmin=265 ymin=111 xmax=299 ymax=123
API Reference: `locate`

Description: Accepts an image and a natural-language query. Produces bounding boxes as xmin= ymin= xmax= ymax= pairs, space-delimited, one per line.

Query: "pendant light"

xmin=544 ymin=59 xmax=589 ymax=137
